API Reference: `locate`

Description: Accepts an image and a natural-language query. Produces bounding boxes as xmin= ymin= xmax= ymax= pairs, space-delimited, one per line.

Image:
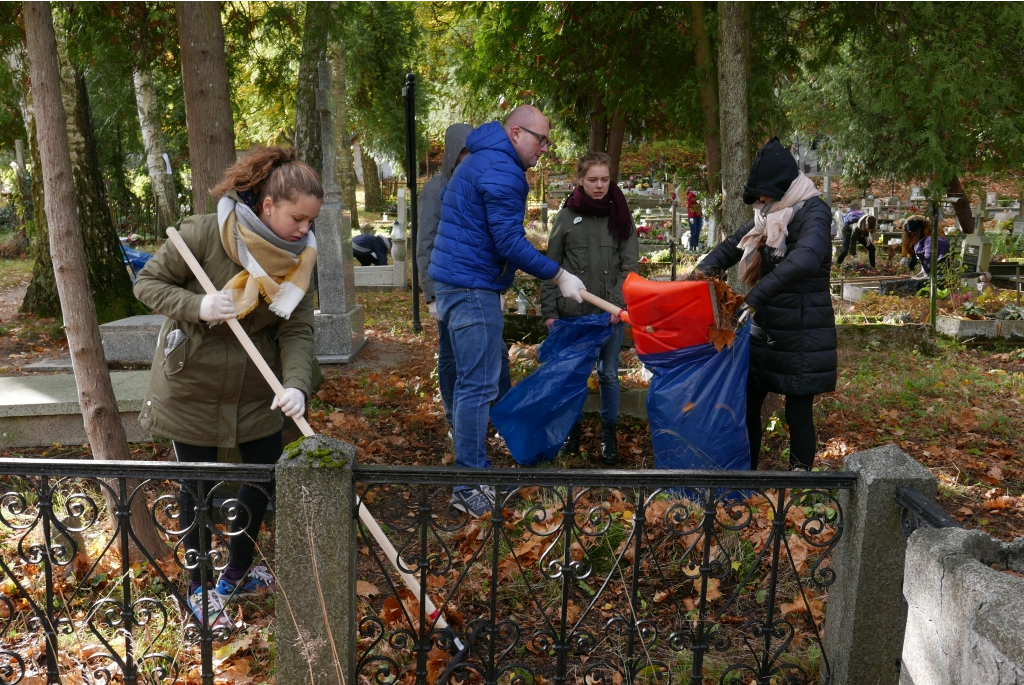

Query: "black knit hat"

xmin=742 ymin=137 xmax=800 ymax=205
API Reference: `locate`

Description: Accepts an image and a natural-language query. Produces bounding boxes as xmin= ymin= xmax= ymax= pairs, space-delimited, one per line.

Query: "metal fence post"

xmin=822 ymin=444 xmax=938 ymax=685
xmin=275 ymin=435 xmax=359 ymax=685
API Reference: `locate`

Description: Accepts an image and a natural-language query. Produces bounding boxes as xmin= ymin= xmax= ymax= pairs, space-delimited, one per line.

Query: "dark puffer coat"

xmin=697 ymin=196 xmax=837 ymax=396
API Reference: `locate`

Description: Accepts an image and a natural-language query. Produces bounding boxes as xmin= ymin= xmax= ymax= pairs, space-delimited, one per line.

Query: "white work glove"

xmin=551 ymin=268 xmax=586 ymax=304
xmin=199 ymin=291 xmax=235 ymax=324
xmin=899 ymin=257 xmax=908 ymax=267
xmin=427 ymin=301 xmax=439 ymax=320
xmin=271 ymin=388 xmax=306 ymax=419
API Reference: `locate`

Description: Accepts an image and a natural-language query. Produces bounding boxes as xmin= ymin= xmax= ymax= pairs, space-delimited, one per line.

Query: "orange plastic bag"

xmin=620 ymin=272 xmax=719 ymax=355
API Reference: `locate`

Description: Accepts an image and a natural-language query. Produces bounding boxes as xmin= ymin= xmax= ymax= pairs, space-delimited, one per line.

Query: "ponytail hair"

xmin=211 ymin=146 xmax=323 ymax=208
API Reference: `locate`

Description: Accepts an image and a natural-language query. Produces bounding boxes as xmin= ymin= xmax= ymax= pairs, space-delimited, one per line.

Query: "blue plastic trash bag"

xmin=640 ymin=322 xmax=750 ymax=471
xmin=121 ymin=247 xmax=154 ymax=278
xmin=491 ymin=314 xmax=614 ymax=466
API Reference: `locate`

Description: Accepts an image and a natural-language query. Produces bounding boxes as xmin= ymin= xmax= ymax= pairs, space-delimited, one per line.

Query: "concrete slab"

xmin=22 ymin=356 xmax=75 ymax=372
xmin=0 ymin=371 xmax=151 ymax=447
xmin=99 ymin=314 xmax=164 ymax=363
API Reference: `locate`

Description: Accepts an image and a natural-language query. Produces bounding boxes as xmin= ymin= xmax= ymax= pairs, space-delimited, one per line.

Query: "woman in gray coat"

xmin=540 ymin=151 xmax=639 ymax=465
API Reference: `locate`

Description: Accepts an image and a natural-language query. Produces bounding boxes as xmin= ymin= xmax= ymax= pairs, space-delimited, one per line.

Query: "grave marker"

xmin=314 ymin=60 xmax=365 ymax=363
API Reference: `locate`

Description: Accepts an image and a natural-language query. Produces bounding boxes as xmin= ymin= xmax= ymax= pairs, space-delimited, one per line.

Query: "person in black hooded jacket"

xmin=695 ymin=138 xmax=836 ymax=470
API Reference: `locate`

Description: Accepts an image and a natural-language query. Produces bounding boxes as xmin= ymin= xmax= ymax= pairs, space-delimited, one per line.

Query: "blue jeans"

xmin=688 ymin=216 xmax=704 ymax=250
xmin=591 ymin=322 xmax=625 ymax=423
xmin=434 ymin=284 xmax=507 ymax=474
xmin=437 ymin=318 xmax=510 ymax=428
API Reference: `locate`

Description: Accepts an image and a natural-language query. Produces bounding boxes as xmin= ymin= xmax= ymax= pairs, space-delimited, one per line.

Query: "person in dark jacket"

xmin=900 ymin=215 xmax=930 ymax=270
xmin=429 ymin=105 xmax=586 ymax=516
xmin=417 ymin=123 xmax=511 ymax=428
xmin=835 ymin=213 xmax=877 ymax=268
xmin=352 ymin=228 xmax=391 ymax=266
xmin=541 ymin=151 xmax=639 ymax=465
xmin=695 ymin=137 xmax=836 ymax=471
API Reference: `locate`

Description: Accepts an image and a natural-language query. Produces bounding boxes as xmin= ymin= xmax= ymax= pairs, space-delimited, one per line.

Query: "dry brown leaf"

xmin=682 ymin=402 xmax=697 ymax=414
xmin=356 ymin=580 xmax=380 ymax=597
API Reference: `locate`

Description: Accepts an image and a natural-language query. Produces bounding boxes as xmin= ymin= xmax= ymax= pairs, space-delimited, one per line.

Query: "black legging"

xmin=173 ymin=432 xmax=281 ymax=585
xmin=745 ymin=380 xmax=816 ymax=470
xmin=835 ymin=226 xmax=875 ymax=268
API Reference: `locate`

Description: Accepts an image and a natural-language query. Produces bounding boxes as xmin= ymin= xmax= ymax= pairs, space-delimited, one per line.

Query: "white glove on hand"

xmin=899 ymin=257 xmax=908 ymax=267
xmin=552 ymin=268 xmax=586 ymax=304
xmin=427 ymin=301 xmax=439 ymax=320
xmin=199 ymin=291 xmax=235 ymax=324
xmin=271 ymin=388 xmax=305 ymax=419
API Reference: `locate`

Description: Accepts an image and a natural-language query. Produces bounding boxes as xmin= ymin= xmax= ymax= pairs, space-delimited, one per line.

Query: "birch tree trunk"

xmin=133 ymin=66 xmax=179 ymax=230
xmin=293 ymin=1 xmax=330 ymax=174
xmin=331 ymin=39 xmax=359 ymax=227
xmin=24 ymin=1 xmax=169 ymax=562
xmin=177 ymin=1 xmax=235 ymax=214
xmin=717 ymin=1 xmax=751 ymax=246
xmin=363 ymin=153 xmax=384 ymax=214
xmin=690 ymin=1 xmax=721 ymax=212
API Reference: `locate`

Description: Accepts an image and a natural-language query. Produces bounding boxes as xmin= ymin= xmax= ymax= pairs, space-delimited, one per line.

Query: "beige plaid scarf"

xmin=217 ymin=196 xmax=318 ymax=319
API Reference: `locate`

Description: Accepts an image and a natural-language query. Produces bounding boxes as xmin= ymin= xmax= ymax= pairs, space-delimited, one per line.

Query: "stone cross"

xmin=311 ymin=60 xmax=365 ymax=363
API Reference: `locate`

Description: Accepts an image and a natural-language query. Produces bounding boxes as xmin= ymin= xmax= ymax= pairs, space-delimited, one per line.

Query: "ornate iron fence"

xmin=354 ymin=467 xmax=856 ymax=685
xmin=0 ymin=458 xmax=275 ymax=685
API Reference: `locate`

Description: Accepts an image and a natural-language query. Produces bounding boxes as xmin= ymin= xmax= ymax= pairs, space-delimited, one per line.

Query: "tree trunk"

xmin=293 ymin=1 xmax=331 ymax=174
xmin=176 ymin=1 xmax=235 ymax=215
xmin=947 ymin=175 xmax=975 ymax=234
xmin=21 ymin=98 xmax=58 ymax=317
xmin=690 ymin=1 xmax=721 ymax=207
xmin=363 ymin=152 xmax=383 ymax=214
xmin=24 ymin=1 xmax=169 ymax=562
xmin=606 ymin=107 xmax=626 ymax=182
xmin=331 ymin=39 xmax=359 ymax=227
xmin=133 ymin=65 xmax=179 ymax=230
xmin=588 ymin=92 xmax=608 ymax=153
xmin=717 ymin=1 xmax=751 ymax=247
xmin=66 ymin=66 xmax=141 ymax=323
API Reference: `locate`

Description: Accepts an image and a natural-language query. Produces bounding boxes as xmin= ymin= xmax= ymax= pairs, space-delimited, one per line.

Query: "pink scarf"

xmin=738 ymin=172 xmax=820 ymax=286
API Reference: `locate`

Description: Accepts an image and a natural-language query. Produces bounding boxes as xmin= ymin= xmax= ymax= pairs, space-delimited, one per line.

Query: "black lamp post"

xmin=402 ymin=73 xmax=422 ymax=333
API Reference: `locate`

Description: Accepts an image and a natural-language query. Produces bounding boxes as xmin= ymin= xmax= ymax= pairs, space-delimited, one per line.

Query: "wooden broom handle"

xmin=165 ymin=227 xmax=457 ymax=634
xmin=579 ymin=290 xmax=636 ymax=327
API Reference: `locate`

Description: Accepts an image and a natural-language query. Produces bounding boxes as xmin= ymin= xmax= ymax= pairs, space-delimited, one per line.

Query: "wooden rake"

xmin=165 ymin=228 xmax=458 ymax=641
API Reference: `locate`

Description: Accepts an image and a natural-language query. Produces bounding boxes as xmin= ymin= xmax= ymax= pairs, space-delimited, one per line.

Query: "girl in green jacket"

xmin=134 ymin=146 xmax=321 ymax=630
xmin=540 ymin=151 xmax=639 ymax=465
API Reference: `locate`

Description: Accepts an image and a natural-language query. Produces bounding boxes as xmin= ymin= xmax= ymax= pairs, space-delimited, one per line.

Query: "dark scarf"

xmin=566 ymin=184 xmax=633 ymax=241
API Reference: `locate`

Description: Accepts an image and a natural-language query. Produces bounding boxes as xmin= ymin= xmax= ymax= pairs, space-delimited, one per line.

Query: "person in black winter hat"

xmin=694 ymin=137 xmax=837 ymax=471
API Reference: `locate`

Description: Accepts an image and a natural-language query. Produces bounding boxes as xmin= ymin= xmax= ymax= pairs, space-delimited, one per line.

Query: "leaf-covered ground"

xmin=314 ymin=289 xmax=1024 ymax=542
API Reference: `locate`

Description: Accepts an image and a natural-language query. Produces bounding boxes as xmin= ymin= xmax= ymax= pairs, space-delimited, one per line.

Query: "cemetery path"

xmin=0 ymin=280 xmax=26 ymax=322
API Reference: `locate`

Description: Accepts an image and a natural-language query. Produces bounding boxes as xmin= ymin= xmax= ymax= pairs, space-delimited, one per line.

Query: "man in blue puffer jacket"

xmin=430 ymin=105 xmax=586 ymax=516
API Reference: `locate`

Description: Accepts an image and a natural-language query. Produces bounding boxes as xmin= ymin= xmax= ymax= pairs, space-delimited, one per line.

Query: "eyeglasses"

xmin=518 ymin=126 xmax=551 ymax=148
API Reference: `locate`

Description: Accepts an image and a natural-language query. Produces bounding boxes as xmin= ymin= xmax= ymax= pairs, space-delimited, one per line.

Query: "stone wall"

xmin=900 ymin=527 xmax=1024 ymax=685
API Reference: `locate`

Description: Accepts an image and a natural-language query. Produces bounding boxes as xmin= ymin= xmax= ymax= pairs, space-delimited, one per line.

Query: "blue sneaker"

xmin=186 ymin=587 xmax=232 ymax=631
xmin=215 ymin=565 xmax=276 ymax=600
xmin=450 ymin=486 xmax=494 ymax=518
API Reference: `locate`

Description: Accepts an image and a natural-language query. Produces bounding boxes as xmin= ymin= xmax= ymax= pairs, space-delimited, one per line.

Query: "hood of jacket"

xmin=466 ymin=120 xmax=525 ymax=170
xmin=441 ymin=123 xmax=473 ymax=179
xmin=743 ymin=137 xmax=800 ymax=205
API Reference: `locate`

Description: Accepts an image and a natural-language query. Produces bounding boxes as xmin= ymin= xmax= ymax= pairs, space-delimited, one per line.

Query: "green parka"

xmin=133 ymin=212 xmax=315 ymax=447
xmin=540 ymin=208 xmax=639 ymax=320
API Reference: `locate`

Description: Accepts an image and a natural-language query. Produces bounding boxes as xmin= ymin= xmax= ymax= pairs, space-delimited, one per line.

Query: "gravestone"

xmin=1013 ymin=216 xmax=1024 ymax=236
xmin=314 ymin=60 xmax=365 ymax=363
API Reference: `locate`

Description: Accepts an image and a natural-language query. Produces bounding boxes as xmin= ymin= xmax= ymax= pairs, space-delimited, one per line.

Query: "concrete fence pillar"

xmin=275 ymin=435 xmax=358 ymax=685
xmin=822 ymin=444 xmax=937 ymax=685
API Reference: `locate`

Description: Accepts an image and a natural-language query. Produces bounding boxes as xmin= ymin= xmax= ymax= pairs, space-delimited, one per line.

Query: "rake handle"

xmin=165 ymin=228 xmax=454 ymax=635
